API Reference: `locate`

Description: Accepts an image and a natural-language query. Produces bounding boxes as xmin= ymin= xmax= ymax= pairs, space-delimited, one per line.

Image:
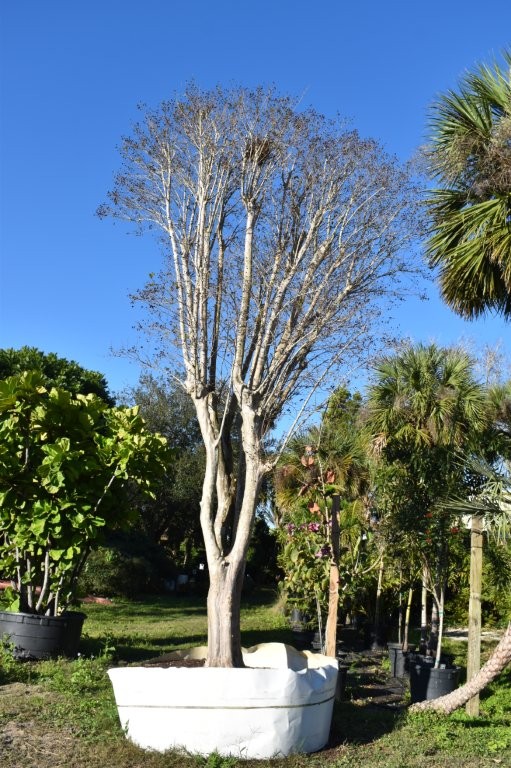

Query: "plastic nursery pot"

xmin=387 ymin=643 xmax=416 ymax=678
xmin=409 ymin=658 xmax=460 ymax=703
xmin=0 ymin=610 xmax=86 ymax=660
xmin=108 ymin=642 xmax=339 ymax=759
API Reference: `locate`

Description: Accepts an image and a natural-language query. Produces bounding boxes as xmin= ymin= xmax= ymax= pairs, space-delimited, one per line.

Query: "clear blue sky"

xmin=1 ymin=1 xmax=510 ymax=396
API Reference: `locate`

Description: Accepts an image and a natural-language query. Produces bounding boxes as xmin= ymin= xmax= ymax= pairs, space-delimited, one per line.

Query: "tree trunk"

xmin=206 ymin=560 xmax=245 ymax=667
xmin=403 ymin=586 xmax=413 ymax=652
xmin=434 ymin=584 xmax=445 ymax=668
xmin=397 ymin=567 xmax=403 ymax=646
xmin=410 ymin=623 xmax=511 ymax=714
xmin=466 ymin=513 xmax=483 ymax=716
xmin=325 ymin=495 xmax=340 ymax=658
xmin=429 ymin=594 xmax=439 ymax=657
xmin=371 ymin=555 xmax=385 ymax=649
xmin=420 ymin=570 xmax=428 ymax=651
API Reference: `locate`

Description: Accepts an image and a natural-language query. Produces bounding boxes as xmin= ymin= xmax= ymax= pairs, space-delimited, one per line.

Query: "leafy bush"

xmin=78 ymin=532 xmax=176 ymax=598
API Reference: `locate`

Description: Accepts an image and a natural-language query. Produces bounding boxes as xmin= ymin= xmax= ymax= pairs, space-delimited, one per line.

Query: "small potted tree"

xmin=0 ymin=371 xmax=168 ymax=658
xmin=368 ymin=344 xmax=488 ymax=700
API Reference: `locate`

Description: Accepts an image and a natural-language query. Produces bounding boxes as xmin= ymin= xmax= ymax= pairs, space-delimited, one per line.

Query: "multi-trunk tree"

xmin=100 ymin=85 xmax=423 ymax=667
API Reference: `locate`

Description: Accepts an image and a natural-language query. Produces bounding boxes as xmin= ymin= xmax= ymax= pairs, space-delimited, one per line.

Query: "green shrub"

xmin=77 ymin=532 xmax=175 ymax=598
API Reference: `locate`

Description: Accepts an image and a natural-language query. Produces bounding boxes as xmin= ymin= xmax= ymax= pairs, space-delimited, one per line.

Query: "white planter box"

xmin=108 ymin=642 xmax=338 ymax=759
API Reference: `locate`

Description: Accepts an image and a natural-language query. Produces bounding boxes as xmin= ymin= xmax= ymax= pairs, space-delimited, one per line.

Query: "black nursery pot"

xmin=409 ymin=657 xmax=460 ymax=703
xmin=387 ymin=643 xmax=417 ymax=677
xmin=0 ymin=610 xmax=86 ymax=660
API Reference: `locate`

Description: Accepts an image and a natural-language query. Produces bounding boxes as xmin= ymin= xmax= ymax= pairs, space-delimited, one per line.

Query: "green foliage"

xmin=201 ymin=754 xmax=238 ymax=768
xmin=367 ymin=344 xmax=490 ymax=656
xmin=426 ymin=50 xmax=511 ymax=319
xmin=0 ymin=371 xmax=170 ymax=615
xmin=78 ymin=531 xmax=175 ymax=598
xmin=275 ymin=389 xmax=374 ymax=618
xmin=0 ymin=345 xmax=114 ymax=405
xmin=120 ymin=375 xmax=205 ymax=563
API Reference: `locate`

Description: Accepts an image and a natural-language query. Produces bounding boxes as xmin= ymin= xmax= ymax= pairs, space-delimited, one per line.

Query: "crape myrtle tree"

xmin=99 ymin=85 xmax=423 ymax=667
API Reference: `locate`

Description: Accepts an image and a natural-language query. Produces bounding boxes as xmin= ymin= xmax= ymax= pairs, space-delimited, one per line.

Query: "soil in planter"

xmin=141 ymin=655 xmax=205 ymax=668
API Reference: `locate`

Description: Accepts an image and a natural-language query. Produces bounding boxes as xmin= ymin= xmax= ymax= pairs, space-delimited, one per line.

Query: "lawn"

xmin=0 ymin=589 xmax=510 ymax=768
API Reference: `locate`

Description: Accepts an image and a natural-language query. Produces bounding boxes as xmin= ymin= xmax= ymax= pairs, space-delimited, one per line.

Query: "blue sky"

xmin=1 ymin=1 xmax=511 ymax=397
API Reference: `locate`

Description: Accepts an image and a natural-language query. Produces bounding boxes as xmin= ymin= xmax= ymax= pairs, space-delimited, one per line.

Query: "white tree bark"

xmin=101 ymin=86 xmax=424 ymax=666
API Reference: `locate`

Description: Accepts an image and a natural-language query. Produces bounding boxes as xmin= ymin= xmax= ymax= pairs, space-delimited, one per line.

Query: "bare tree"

xmin=99 ymin=85 xmax=423 ymax=667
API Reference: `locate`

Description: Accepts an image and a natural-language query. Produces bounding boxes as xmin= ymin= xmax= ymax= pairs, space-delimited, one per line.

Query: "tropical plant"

xmin=367 ymin=343 xmax=488 ymax=666
xmin=275 ymin=389 xmax=373 ymax=651
xmin=426 ymin=50 xmax=511 ymax=318
xmin=0 ymin=372 xmax=169 ymax=615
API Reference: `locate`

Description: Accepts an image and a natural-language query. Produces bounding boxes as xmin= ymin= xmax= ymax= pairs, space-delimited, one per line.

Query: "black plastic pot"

xmin=388 ymin=643 xmax=416 ymax=677
xmin=336 ymin=664 xmax=348 ymax=700
xmin=409 ymin=658 xmax=460 ymax=703
xmin=0 ymin=610 xmax=86 ymax=660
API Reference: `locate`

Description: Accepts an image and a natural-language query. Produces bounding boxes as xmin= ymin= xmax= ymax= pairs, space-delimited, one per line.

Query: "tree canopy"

xmin=0 ymin=346 xmax=114 ymax=405
xmin=0 ymin=371 xmax=169 ymax=615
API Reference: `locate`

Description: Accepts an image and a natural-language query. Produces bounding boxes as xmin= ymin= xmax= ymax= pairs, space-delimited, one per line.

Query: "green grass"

xmin=0 ymin=590 xmax=510 ymax=767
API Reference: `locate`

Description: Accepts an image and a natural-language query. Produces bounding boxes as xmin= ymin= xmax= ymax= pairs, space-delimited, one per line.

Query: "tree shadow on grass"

xmin=329 ymin=700 xmax=404 ymax=747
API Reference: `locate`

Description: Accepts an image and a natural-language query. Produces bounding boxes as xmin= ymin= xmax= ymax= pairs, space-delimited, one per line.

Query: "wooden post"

xmin=325 ymin=495 xmax=340 ymax=659
xmin=466 ymin=513 xmax=483 ymax=716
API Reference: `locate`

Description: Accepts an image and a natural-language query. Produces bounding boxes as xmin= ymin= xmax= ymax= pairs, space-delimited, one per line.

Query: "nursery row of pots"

xmin=0 ymin=608 xmax=462 ymax=757
xmin=387 ymin=643 xmax=460 ymax=702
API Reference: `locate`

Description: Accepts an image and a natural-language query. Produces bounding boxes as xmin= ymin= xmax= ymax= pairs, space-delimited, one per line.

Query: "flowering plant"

xmin=278 ymin=500 xmax=333 ymax=618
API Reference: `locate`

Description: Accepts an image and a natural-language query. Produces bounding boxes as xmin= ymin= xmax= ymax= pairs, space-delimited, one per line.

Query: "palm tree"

xmin=426 ymin=51 xmax=511 ymax=318
xmin=367 ymin=343 xmax=488 ymax=667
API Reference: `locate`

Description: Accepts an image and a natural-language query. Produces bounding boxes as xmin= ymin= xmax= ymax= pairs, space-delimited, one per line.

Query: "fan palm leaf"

xmin=426 ymin=51 xmax=511 ymax=318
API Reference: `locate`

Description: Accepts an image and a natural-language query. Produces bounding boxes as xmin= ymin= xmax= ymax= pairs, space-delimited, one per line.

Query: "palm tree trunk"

xmin=410 ymin=623 xmax=511 ymax=714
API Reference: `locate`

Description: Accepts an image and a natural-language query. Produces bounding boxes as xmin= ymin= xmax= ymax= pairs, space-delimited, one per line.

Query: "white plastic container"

xmin=108 ymin=643 xmax=338 ymax=759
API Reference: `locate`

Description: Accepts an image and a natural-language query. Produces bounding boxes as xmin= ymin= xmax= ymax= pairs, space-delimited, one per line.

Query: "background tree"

xmin=121 ymin=375 xmax=205 ymax=562
xmin=426 ymin=51 xmax=511 ymax=318
xmin=367 ymin=343 xmax=488 ymax=666
xmin=100 ymin=84 xmax=423 ymax=667
xmin=0 ymin=346 xmax=114 ymax=405
xmin=424 ymin=49 xmax=511 ymax=711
